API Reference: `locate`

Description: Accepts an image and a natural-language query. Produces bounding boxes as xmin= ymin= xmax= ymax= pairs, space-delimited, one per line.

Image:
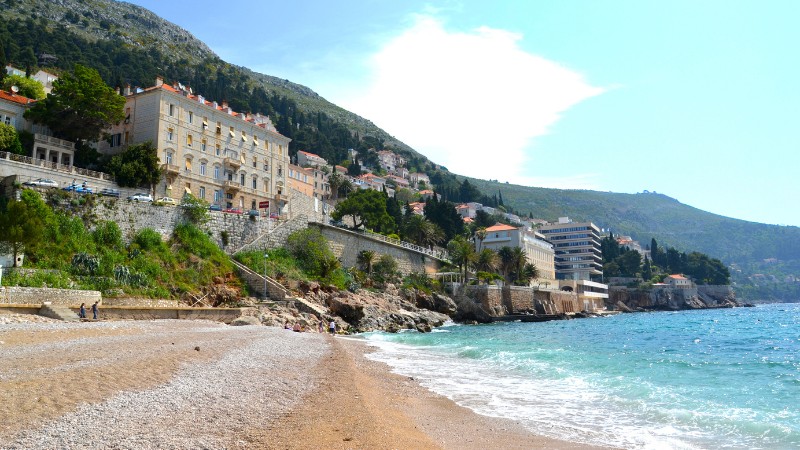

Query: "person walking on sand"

xmin=91 ymin=301 xmax=99 ymax=320
xmin=317 ymin=320 xmax=324 ymax=333
xmin=78 ymin=303 xmax=86 ymax=319
xmin=328 ymin=320 xmax=336 ymax=335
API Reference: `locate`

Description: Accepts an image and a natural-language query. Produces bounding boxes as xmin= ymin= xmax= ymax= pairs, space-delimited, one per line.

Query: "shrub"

xmin=373 ymin=254 xmax=399 ymax=285
xmin=134 ymin=228 xmax=163 ymax=251
xmin=92 ymin=221 xmax=123 ymax=250
xmin=286 ymin=228 xmax=337 ymax=278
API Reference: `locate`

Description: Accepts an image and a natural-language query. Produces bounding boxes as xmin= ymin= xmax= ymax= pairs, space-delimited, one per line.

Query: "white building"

xmin=98 ymin=78 xmax=290 ymax=213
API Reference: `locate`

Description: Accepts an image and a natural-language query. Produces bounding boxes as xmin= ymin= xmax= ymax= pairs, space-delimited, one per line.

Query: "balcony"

xmin=223 ymin=156 xmax=241 ymax=170
xmin=161 ymin=163 xmax=179 ymax=175
xmin=223 ymin=180 xmax=241 ymax=193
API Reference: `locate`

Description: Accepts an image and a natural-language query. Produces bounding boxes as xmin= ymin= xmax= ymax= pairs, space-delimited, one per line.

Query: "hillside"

xmin=2 ymin=0 xmax=798 ymax=301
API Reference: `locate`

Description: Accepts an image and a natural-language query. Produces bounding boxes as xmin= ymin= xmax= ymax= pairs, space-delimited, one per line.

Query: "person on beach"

xmin=91 ymin=301 xmax=99 ymax=320
xmin=284 ymin=321 xmax=291 ymax=330
xmin=317 ymin=320 xmax=324 ymax=333
xmin=292 ymin=323 xmax=302 ymax=332
xmin=78 ymin=303 xmax=86 ymax=319
xmin=328 ymin=320 xmax=336 ymax=335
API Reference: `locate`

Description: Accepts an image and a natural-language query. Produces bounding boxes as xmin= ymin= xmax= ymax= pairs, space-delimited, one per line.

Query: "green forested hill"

xmin=2 ymin=0 xmax=798 ymax=301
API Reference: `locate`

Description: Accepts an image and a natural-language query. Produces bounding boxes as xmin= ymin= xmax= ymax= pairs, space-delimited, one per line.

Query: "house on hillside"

xmin=297 ymin=150 xmax=328 ymax=168
xmin=97 ymin=77 xmax=290 ymax=214
xmin=409 ymin=172 xmax=430 ymax=187
xmin=664 ymin=274 xmax=693 ymax=288
xmin=476 ymin=223 xmax=556 ymax=284
xmin=0 ymin=89 xmax=75 ymax=168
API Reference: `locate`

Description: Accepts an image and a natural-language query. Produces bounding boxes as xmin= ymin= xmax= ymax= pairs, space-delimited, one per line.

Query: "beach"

xmin=0 ymin=315 xmax=610 ymax=449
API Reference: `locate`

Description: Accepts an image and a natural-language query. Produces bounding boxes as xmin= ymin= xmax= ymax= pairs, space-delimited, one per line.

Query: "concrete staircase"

xmin=39 ymin=303 xmax=80 ymax=322
xmin=231 ymin=259 xmax=291 ymax=301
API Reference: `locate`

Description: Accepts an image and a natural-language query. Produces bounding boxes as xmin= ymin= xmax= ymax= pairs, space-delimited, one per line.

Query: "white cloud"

xmin=341 ymin=16 xmax=604 ymax=188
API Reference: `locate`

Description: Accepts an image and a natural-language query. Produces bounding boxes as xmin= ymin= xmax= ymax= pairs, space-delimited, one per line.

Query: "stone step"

xmin=38 ymin=303 xmax=80 ymax=322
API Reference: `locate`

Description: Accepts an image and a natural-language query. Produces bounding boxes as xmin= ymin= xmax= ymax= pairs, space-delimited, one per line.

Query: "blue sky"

xmin=129 ymin=0 xmax=800 ymax=227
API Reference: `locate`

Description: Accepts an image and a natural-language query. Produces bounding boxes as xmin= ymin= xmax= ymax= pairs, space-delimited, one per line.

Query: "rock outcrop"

xmin=608 ymin=285 xmax=739 ymax=311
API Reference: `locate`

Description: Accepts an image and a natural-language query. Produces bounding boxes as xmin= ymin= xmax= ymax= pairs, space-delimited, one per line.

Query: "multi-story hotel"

xmin=538 ymin=217 xmax=603 ymax=281
xmin=477 ymin=223 xmax=556 ymax=284
xmin=98 ymin=78 xmax=291 ymax=214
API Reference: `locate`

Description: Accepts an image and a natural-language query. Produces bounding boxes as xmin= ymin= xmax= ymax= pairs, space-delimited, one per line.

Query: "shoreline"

xmin=0 ymin=316 xmax=615 ymax=449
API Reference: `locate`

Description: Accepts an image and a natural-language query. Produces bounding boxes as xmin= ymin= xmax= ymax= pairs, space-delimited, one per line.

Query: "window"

xmin=240 ymin=173 xmax=245 ymax=185
xmin=214 ymin=165 xmax=220 ymax=179
xmin=185 ymin=158 xmax=192 ymax=172
xmin=253 ymin=157 xmax=257 ymax=168
xmin=199 ymin=186 xmax=206 ymax=199
xmin=200 ymin=162 xmax=206 ymax=176
xmin=241 ymin=131 xmax=247 ymax=142
xmin=263 ymin=163 xmax=268 ymax=171
xmin=202 ymin=117 xmax=208 ymax=130
xmin=166 ymin=152 xmax=173 ymax=165
xmin=277 ymin=167 xmax=282 ymax=176
xmin=188 ymin=111 xmax=193 ymax=124
xmin=110 ymin=133 xmax=122 ymax=147
xmin=216 ymin=122 xmax=221 ymax=134
xmin=167 ymin=128 xmax=174 ymax=141
xmin=229 ymin=126 xmax=235 ymax=138
xmin=214 ymin=190 xmax=221 ymax=203
xmin=201 ymin=139 xmax=207 ymax=152
xmin=264 ymin=180 xmax=270 ymax=192
xmin=124 ymin=131 xmax=130 ymax=144
xmin=168 ymin=104 xmax=175 ymax=116
xmin=215 ymin=144 xmax=221 ymax=156
xmin=186 ymin=134 xmax=193 ymax=147
xmin=4 ymin=115 xmax=12 ymax=125
xmin=252 ymin=177 xmax=257 ymax=189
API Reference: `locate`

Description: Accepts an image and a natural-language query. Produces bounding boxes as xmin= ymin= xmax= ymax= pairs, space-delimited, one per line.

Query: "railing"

xmin=323 ymin=221 xmax=449 ymax=261
xmin=161 ymin=163 xmax=179 ymax=174
xmin=34 ymin=134 xmax=74 ymax=150
xmin=0 ymin=151 xmax=113 ymax=180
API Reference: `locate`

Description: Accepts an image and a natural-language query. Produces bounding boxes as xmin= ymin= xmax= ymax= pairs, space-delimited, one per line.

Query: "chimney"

xmin=212 ymin=101 xmax=218 ymax=109
xmin=124 ymin=85 xmax=131 ymax=96
xmin=155 ymin=76 xmax=163 ymax=87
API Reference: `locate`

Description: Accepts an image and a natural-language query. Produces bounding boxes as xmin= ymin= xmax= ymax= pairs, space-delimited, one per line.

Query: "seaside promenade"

xmin=0 ymin=315 xmax=613 ymax=449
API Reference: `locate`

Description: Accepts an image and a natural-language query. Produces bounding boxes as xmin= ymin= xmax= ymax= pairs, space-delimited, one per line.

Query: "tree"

xmin=24 ymin=64 xmax=125 ymax=144
xmin=473 ymin=248 xmax=499 ymax=274
xmin=327 ymin=169 xmax=345 ymax=200
xmin=474 ymin=227 xmax=488 ymax=251
xmin=0 ymin=191 xmax=46 ymax=266
xmin=357 ymin=250 xmax=377 ymax=275
xmin=0 ymin=123 xmax=23 ymax=154
xmin=105 ymin=141 xmax=162 ymax=189
xmin=286 ymin=228 xmax=339 ymax=279
xmin=2 ymin=74 xmax=45 ymax=100
xmin=331 ymin=189 xmax=394 ymax=232
xmin=402 ymin=214 xmax=444 ymax=249
xmin=447 ymin=236 xmax=476 ymax=282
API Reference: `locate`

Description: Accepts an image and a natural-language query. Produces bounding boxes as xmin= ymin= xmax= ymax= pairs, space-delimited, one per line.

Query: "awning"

xmin=229 ymin=129 xmax=235 ymax=137
xmin=185 ymin=187 xmax=191 ymax=194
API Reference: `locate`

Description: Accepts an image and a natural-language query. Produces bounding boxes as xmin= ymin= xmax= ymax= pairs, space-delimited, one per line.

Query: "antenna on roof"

xmin=10 ymin=85 xmax=19 ymax=93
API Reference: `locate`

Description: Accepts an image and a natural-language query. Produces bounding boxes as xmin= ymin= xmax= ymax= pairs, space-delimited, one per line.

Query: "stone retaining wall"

xmin=463 ymin=285 xmax=580 ymax=316
xmin=310 ymin=223 xmax=442 ymax=275
xmin=0 ymin=286 xmax=101 ymax=305
xmin=101 ymin=297 xmax=179 ymax=308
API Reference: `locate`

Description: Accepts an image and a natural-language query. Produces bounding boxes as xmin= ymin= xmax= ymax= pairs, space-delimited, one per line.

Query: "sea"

xmin=360 ymin=303 xmax=799 ymax=450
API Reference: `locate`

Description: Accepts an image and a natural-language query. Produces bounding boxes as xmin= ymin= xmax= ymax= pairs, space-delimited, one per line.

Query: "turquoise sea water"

xmin=361 ymin=303 xmax=799 ymax=449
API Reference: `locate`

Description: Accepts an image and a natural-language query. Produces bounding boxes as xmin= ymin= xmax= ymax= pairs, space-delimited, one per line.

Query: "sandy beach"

xmin=0 ymin=315 xmax=612 ymax=449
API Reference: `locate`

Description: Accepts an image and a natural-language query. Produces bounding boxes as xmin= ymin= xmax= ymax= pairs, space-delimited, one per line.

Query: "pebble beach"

xmin=0 ymin=314 xmax=611 ymax=449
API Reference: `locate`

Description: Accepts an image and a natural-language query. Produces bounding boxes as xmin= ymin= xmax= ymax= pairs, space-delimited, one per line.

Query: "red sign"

xmin=259 ymin=200 xmax=270 ymax=209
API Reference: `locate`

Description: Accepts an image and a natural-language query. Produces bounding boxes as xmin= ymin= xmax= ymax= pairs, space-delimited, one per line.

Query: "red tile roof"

xmin=0 ymin=90 xmax=35 ymax=105
xmin=667 ymin=274 xmax=687 ymax=280
xmin=485 ymin=224 xmax=518 ymax=232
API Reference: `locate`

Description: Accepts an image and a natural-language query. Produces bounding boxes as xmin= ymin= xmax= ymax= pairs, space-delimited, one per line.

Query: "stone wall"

xmin=309 ymin=223 xmax=443 ymax=275
xmin=0 ymin=286 xmax=101 ymax=306
xmin=101 ymin=297 xmax=179 ymax=308
xmin=96 ymin=306 xmax=245 ymax=323
xmin=461 ymin=285 xmax=580 ymax=317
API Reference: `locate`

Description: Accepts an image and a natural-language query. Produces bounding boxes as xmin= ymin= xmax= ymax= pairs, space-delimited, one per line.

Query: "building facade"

xmin=0 ymin=90 xmax=75 ymax=167
xmin=477 ymin=224 xmax=556 ymax=285
xmin=98 ymin=78 xmax=290 ymax=214
xmin=538 ymin=217 xmax=603 ymax=281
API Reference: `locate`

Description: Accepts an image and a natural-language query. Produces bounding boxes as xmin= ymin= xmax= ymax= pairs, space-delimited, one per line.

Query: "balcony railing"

xmin=223 ymin=180 xmax=241 ymax=192
xmin=0 ymin=151 xmax=112 ymax=180
xmin=161 ymin=163 xmax=179 ymax=174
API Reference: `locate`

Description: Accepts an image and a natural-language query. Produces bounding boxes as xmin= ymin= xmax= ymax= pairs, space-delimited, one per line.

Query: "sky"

xmin=128 ymin=0 xmax=800 ymax=227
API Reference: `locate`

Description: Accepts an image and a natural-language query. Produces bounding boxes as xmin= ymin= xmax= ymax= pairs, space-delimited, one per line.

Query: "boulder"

xmin=230 ymin=316 xmax=261 ymax=326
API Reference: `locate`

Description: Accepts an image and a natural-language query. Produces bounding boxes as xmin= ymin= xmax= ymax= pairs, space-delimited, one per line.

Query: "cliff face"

xmin=609 ymin=286 xmax=739 ymax=311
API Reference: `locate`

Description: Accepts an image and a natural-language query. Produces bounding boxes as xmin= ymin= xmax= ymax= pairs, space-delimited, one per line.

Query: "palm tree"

xmin=403 ymin=215 xmax=444 ymax=249
xmin=357 ymin=250 xmax=377 ymax=275
xmin=498 ymin=246 xmax=516 ymax=282
xmin=474 ymin=227 xmax=487 ymax=251
xmin=473 ymin=248 xmax=499 ymax=274
xmin=447 ymin=235 xmax=476 ymax=282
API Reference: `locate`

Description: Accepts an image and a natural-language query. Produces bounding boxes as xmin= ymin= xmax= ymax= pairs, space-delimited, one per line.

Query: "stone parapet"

xmin=0 ymin=286 xmax=101 ymax=306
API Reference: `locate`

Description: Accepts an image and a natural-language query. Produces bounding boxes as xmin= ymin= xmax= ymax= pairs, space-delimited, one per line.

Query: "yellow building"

xmin=99 ymin=78 xmax=291 ymax=213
